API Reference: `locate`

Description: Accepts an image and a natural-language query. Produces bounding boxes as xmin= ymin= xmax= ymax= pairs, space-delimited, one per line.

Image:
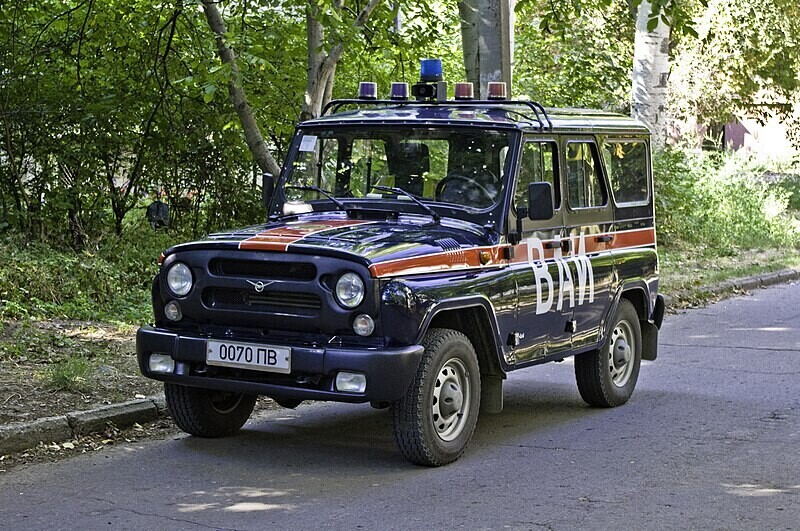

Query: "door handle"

xmin=597 ymin=234 xmax=613 ymax=243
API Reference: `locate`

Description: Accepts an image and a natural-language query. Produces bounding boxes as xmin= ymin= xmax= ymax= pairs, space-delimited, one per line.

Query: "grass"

xmin=659 ymin=246 xmax=800 ymax=302
xmin=41 ymin=358 xmax=93 ymax=392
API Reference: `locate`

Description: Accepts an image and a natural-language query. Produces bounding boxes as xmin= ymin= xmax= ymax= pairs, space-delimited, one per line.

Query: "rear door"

xmin=562 ymin=137 xmax=615 ymax=350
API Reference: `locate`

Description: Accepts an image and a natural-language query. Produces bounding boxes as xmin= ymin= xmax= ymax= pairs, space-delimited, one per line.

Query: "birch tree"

xmin=201 ymin=0 xmax=281 ymax=177
xmin=458 ymin=0 xmax=515 ymax=97
xmin=631 ymin=0 xmax=672 ymax=146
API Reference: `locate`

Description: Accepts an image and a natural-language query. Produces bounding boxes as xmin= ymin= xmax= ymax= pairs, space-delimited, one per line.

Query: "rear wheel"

xmin=165 ymin=383 xmax=256 ymax=437
xmin=391 ymin=328 xmax=481 ymax=466
xmin=575 ymin=299 xmax=642 ymax=407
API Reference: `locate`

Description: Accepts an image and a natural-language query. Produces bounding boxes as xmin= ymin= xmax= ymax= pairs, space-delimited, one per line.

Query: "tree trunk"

xmin=459 ymin=0 xmax=480 ymax=89
xmin=631 ymin=1 xmax=672 ymax=146
xmin=301 ymin=0 xmax=382 ymax=122
xmin=458 ymin=0 xmax=515 ymax=98
xmin=201 ymin=1 xmax=281 ymax=177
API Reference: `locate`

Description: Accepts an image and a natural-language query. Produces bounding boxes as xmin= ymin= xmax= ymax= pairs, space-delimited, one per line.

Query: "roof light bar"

xmin=487 ymin=81 xmax=508 ymax=100
xmin=454 ymin=82 xmax=474 ymax=100
xmin=358 ymin=82 xmax=378 ymax=100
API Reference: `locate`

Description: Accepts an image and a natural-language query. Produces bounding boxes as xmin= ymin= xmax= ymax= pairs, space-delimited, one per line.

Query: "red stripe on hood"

xmin=239 ymin=220 xmax=372 ymax=252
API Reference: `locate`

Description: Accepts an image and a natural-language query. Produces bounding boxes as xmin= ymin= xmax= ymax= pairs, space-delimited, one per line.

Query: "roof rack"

xmin=321 ymin=99 xmax=553 ymax=131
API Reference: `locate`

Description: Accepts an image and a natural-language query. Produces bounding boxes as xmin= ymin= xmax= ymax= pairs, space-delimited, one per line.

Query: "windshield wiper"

xmin=371 ymin=185 xmax=440 ymax=223
xmin=285 ymin=185 xmax=347 ymax=212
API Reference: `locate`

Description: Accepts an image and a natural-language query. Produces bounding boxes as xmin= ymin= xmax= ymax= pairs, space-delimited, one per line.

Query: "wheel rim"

xmin=607 ymin=319 xmax=635 ymax=387
xmin=209 ymin=391 xmax=244 ymax=414
xmin=431 ymin=357 xmax=471 ymax=442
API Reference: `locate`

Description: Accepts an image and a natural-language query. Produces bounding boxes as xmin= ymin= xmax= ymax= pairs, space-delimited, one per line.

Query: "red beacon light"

xmin=454 ymin=82 xmax=474 ymax=100
xmin=487 ymin=81 xmax=508 ymax=100
xmin=358 ymin=82 xmax=378 ymax=100
xmin=390 ymin=82 xmax=409 ymax=100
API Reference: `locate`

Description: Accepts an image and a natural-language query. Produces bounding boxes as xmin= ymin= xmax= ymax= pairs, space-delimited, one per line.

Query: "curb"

xmin=661 ymin=267 xmax=800 ymax=308
xmin=0 ymin=395 xmax=167 ymax=456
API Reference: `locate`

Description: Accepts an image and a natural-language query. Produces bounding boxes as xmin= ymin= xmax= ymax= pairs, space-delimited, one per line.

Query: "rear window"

xmin=602 ymin=140 xmax=649 ymax=205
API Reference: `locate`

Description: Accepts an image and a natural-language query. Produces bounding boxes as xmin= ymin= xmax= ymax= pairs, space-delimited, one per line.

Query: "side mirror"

xmin=262 ymin=172 xmax=274 ymax=210
xmin=527 ymin=181 xmax=554 ymax=220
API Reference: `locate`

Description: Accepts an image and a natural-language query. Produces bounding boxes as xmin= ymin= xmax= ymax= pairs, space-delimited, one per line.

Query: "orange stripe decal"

xmin=370 ymin=227 xmax=656 ymax=278
xmin=239 ymin=220 xmax=371 ymax=252
xmin=368 ymin=246 xmax=508 ymax=278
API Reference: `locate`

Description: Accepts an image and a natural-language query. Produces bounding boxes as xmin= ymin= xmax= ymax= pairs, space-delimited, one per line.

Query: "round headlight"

xmin=335 ymin=272 xmax=365 ymax=308
xmin=166 ymin=262 xmax=193 ymax=297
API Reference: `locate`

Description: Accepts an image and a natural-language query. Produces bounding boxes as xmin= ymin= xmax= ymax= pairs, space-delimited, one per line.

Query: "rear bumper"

xmin=136 ymin=326 xmax=423 ymax=403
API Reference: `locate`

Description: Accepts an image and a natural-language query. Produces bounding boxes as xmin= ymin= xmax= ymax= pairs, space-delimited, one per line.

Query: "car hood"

xmin=165 ymin=214 xmax=504 ymax=278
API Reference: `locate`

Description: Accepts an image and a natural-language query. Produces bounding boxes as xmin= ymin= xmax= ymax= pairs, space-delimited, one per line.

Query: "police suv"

xmin=137 ymin=60 xmax=665 ymax=466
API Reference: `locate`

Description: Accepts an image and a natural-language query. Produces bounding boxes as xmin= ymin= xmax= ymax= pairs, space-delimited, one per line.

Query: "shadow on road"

xmin=176 ymin=376 xmax=602 ymax=471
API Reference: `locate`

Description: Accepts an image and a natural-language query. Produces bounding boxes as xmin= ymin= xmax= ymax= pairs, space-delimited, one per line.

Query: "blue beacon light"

xmin=390 ymin=82 xmax=409 ymax=100
xmin=419 ymin=59 xmax=444 ymax=82
xmin=358 ymin=82 xmax=378 ymax=100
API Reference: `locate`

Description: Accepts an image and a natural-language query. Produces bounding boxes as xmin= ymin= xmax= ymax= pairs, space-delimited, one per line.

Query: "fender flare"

xmin=414 ymin=296 xmax=508 ymax=374
xmin=601 ymin=281 xmax=658 ymax=361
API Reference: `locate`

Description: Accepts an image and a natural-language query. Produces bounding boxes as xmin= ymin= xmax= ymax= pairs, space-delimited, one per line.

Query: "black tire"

xmin=391 ymin=328 xmax=481 ymax=466
xmin=575 ymin=299 xmax=642 ymax=407
xmin=164 ymin=383 xmax=256 ymax=437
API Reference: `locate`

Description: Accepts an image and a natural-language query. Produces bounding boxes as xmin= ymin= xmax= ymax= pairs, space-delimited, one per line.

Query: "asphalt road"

xmin=2 ymin=284 xmax=799 ymax=530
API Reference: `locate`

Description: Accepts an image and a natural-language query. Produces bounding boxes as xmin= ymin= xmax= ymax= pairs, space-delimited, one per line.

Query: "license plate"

xmin=206 ymin=340 xmax=291 ymax=374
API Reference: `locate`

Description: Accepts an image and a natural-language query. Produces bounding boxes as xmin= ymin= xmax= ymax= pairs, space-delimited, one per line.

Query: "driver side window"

xmin=515 ymin=141 xmax=559 ymax=212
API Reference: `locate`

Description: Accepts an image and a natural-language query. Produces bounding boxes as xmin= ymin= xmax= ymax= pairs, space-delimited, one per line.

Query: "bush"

xmin=653 ymin=147 xmax=800 ymax=253
xmin=0 ymin=223 xmax=181 ymax=323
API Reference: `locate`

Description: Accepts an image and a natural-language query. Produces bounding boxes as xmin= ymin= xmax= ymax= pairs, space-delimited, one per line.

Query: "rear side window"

xmin=603 ymin=140 xmax=649 ymax=204
xmin=566 ymin=142 xmax=606 ymax=209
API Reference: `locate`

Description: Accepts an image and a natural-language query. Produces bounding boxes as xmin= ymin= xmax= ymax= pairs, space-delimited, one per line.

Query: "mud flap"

xmin=480 ymin=374 xmax=504 ymax=414
xmin=641 ymin=320 xmax=659 ymax=361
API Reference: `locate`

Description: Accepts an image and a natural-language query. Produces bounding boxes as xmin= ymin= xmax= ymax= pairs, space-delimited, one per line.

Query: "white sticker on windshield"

xmin=299 ymin=135 xmax=318 ymax=152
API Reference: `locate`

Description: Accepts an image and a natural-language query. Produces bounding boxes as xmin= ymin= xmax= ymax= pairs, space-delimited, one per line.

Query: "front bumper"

xmin=136 ymin=326 xmax=423 ymax=403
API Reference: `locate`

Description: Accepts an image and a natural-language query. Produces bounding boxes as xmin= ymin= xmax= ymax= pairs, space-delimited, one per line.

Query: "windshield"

xmin=281 ymin=127 xmax=513 ymax=213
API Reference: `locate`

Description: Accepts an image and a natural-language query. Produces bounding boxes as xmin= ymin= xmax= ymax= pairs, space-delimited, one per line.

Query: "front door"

xmin=510 ymin=138 xmax=573 ymax=363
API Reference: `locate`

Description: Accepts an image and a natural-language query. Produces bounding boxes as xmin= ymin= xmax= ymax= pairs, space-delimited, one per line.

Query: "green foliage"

xmin=0 ymin=226 xmax=181 ymax=323
xmin=669 ymin=0 xmax=800 ymax=133
xmin=514 ymin=0 xmax=635 ymax=109
xmin=0 ymin=322 xmax=77 ymax=361
xmin=654 ymin=148 xmax=800 ymax=253
xmin=771 ymin=172 xmax=800 ymax=211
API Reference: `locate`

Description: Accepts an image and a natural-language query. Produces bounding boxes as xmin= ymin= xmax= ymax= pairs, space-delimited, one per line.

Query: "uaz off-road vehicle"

xmin=137 ymin=61 xmax=665 ymax=466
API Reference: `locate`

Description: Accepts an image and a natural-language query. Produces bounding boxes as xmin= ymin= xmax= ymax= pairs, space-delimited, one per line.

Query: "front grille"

xmin=203 ymin=288 xmax=321 ymax=316
xmin=210 ymin=258 xmax=316 ymax=281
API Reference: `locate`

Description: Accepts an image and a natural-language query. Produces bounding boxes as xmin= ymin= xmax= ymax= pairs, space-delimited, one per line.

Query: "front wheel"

xmin=165 ymin=383 xmax=256 ymax=437
xmin=391 ymin=328 xmax=481 ymax=466
xmin=575 ymin=299 xmax=642 ymax=407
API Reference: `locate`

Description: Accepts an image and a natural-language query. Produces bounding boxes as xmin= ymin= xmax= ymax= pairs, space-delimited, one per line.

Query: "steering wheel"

xmin=436 ymin=173 xmax=496 ymax=206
